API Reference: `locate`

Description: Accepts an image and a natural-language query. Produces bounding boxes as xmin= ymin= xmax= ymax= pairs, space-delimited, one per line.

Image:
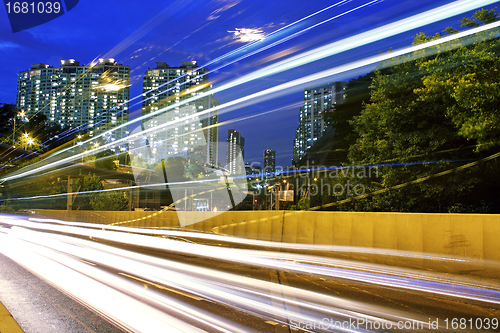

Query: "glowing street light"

xmin=24 ymin=135 xmax=33 ymax=150
xmin=12 ymin=110 xmax=25 ymax=148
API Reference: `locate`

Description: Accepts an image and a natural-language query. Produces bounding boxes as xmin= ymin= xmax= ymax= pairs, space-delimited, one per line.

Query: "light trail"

xmin=3 ymin=226 xmax=398 ymax=332
xmin=0 ymin=230 xmax=207 ymax=333
xmin=0 ymin=157 xmax=472 ymax=204
xmin=2 ymin=217 xmax=500 ymax=306
xmin=1 ymin=216 xmax=499 ymax=332
xmin=23 ymin=218 xmax=478 ymax=262
xmin=51 ymin=0 xmax=359 ymax=143
xmin=1 ymin=0 xmax=489 ymax=180
xmin=3 ymin=6 xmax=500 ymax=184
xmin=0 ymin=218 xmax=436 ymax=331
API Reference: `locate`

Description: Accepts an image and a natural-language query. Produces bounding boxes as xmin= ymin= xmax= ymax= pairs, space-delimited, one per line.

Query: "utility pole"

xmin=12 ymin=110 xmax=24 ymax=147
xmin=12 ymin=116 xmax=16 ymax=147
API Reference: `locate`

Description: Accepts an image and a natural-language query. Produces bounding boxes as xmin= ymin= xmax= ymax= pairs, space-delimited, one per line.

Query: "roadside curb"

xmin=0 ymin=300 xmax=24 ymax=333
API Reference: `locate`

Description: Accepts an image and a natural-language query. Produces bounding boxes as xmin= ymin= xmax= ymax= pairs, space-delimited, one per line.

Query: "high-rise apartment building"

xmin=293 ymin=81 xmax=345 ymax=164
xmin=141 ymin=61 xmax=219 ymax=166
xmin=263 ymin=148 xmax=276 ymax=177
xmin=227 ymin=129 xmax=245 ymax=174
xmin=16 ymin=59 xmax=130 ymax=140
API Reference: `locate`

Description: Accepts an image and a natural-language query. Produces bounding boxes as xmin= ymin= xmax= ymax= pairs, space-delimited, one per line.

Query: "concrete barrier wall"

xmin=31 ymin=209 xmax=500 ymax=262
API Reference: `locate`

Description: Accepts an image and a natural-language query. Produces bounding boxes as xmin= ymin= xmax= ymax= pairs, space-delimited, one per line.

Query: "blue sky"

xmin=1 ymin=0 xmax=498 ymax=167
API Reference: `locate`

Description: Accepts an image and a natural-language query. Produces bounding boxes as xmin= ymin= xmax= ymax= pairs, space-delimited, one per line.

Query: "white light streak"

xmin=2 ymin=0 xmax=498 ymax=185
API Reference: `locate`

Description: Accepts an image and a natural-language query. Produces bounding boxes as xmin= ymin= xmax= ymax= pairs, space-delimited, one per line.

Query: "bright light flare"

xmin=99 ymin=83 xmax=127 ymax=92
xmin=229 ymin=28 xmax=265 ymax=42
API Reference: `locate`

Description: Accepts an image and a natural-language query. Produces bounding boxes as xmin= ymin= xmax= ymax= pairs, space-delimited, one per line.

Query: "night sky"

xmin=1 ymin=0 xmax=498 ymax=167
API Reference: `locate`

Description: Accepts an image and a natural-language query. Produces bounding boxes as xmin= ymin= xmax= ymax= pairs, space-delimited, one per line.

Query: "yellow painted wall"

xmin=30 ymin=210 xmax=500 ymax=262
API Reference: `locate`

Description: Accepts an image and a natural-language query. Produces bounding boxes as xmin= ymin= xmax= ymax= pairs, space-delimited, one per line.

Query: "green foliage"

xmin=344 ymin=9 xmax=500 ymax=212
xmin=154 ymin=157 xmax=187 ymax=183
xmin=23 ymin=113 xmax=67 ymax=148
xmin=75 ymin=173 xmax=104 ymax=192
xmin=461 ymin=8 xmax=498 ymax=28
xmin=118 ymin=152 xmax=131 ymax=166
xmin=304 ymin=9 xmax=500 ymax=213
xmin=448 ymin=201 xmax=490 ymax=213
xmin=290 ymin=197 xmax=310 ymax=210
xmin=0 ymin=107 xmax=72 ymax=152
xmin=324 ymin=72 xmax=375 ymax=156
xmin=414 ymin=34 xmax=500 ymax=150
xmin=89 ymin=191 xmax=129 ymax=211
xmin=74 ymin=173 xmax=104 ymax=210
xmin=5 ymin=175 xmax=68 ymax=210
xmin=130 ymin=156 xmax=153 ymax=170
xmin=0 ymin=203 xmax=14 ymax=213
xmin=186 ymin=163 xmax=205 ymax=179
xmin=0 ymin=103 xmax=16 ymax=140
xmin=15 ymin=134 xmax=41 ymax=151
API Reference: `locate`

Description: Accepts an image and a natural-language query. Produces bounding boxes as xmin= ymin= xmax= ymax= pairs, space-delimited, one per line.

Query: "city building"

xmin=245 ymin=161 xmax=262 ymax=176
xmin=141 ymin=61 xmax=219 ymax=166
xmin=263 ymin=148 xmax=275 ymax=177
xmin=292 ymin=81 xmax=345 ymax=164
xmin=227 ymin=129 xmax=245 ymax=174
xmin=16 ymin=59 xmax=130 ymax=140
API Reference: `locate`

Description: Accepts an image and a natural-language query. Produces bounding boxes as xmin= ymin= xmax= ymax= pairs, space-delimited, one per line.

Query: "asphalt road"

xmin=0 ymin=253 xmax=124 ymax=333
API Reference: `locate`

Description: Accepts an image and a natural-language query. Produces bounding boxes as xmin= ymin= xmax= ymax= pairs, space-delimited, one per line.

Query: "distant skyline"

xmin=1 ymin=0 xmax=497 ymax=167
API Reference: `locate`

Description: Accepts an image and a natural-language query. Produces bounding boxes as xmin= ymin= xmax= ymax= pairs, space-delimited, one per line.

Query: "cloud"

xmin=0 ymin=41 xmax=22 ymax=49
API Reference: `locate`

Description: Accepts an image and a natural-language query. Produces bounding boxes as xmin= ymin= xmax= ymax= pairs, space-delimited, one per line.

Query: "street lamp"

xmin=24 ymin=135 xmax=33 ymax=150
xmin=12 ymin=110 xmax=25 ymax=148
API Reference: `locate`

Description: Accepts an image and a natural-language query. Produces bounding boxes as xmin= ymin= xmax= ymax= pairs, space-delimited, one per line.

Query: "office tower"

xmin=16 ymin=59 xmax=130 ymax=140
xmin=227 ymin=129 xmax=245 ymax=174
xmin=264 ymin=148 xmax=276 ymax=176
xmin=141 ymin=61 xmax=219 ymax=166
xmin=293 ymin=81 xmax=345 ymax=164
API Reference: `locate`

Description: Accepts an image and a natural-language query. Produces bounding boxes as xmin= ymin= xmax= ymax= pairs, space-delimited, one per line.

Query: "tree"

xmin=343 ymin=9 xmax=500 ymax=212
xmin=324 ymin=72 xmax=375 ymax=154
xmin=15 ymin=133 xmax=41 ymax=151
xmin=95 ymin=150 xmax=117 ymax=170
xmin=74 ymin=173 xmax=104 ymax=210
xmin=186 ymin=163 xmax=204 ymax=179
xmin=90 ymin=192 xmax=128 ymax=211
xmin=154 ymin=157 xmax=187 ymax=183
xmin=0 ymin=103 xmax=16 ymax=141
xmin=415 ymin=12 xmax=500 ymax=151
xmin=0 ymin=108 xmax=72 ymax=151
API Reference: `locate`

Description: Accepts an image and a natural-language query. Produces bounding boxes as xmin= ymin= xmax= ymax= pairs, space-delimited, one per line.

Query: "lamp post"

xmin=12 ymin=110 xmax=25 ymax=148
xmin=268 ymin=183 xmax=281 ymax=211
xmin=12 ymin=117 xmax=15 ymax=147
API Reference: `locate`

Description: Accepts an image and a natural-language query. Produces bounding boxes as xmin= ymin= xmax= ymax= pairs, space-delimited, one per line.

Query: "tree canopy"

xmin=308 ymin=9 xmax=500 ymax=213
